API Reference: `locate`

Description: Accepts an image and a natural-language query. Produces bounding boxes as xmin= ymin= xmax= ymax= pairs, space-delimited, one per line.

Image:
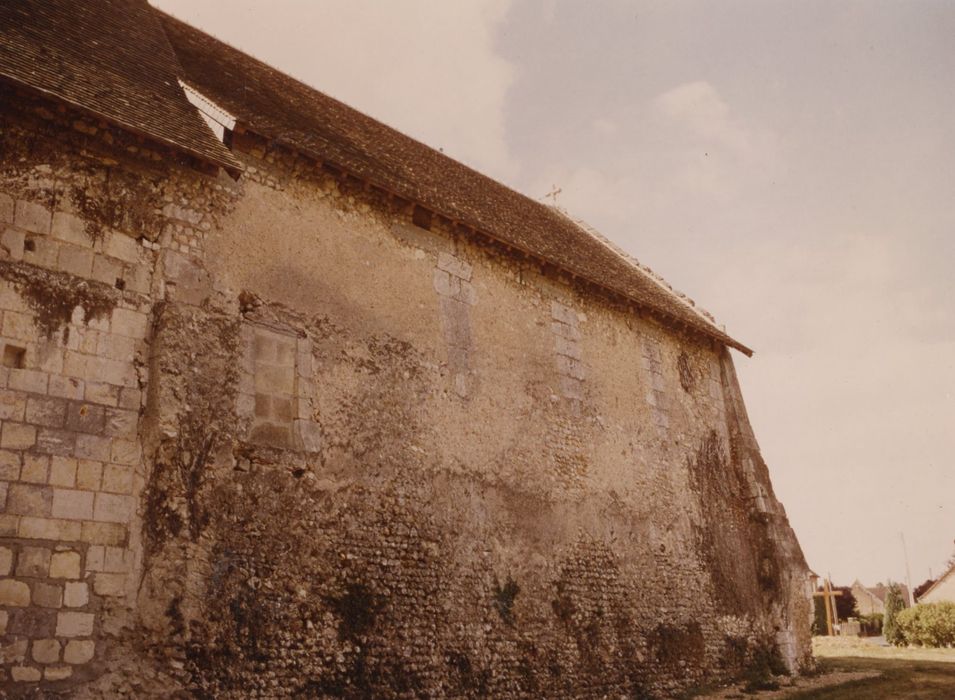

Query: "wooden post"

xmin=812 ymin=578 xmax=843 ymax=635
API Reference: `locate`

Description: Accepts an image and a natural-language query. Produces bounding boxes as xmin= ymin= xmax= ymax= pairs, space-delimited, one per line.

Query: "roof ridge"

xmin=551 ymin=206 xmax=724 ymax=332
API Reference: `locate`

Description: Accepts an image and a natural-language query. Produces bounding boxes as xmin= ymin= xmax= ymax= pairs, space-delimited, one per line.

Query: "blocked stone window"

xmin=248 ymin=325 xmax=296 ymax=446
xmin=642 ymin=336 xmax=669 ymax=431
xmin=238 ymin=322 xmax=322 ymax=452
xmin=434 ymin=252 xmax=476 ymax=398
xmin=551 ymin=301 xmax=585 ymax=403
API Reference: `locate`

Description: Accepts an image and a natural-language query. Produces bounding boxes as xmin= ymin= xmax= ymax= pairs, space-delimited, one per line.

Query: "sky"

xmin=153 ymin=0 xmax=954 ymax=590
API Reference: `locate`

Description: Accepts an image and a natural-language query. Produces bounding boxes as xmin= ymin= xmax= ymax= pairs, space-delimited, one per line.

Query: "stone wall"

xmin=0 ymin=88 xmax=811 ymax=697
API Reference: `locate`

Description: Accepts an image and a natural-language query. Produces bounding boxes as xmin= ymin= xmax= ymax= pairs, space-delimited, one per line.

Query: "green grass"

xmin=788 ymin=637 xmax=955 ymax=699
xmin=786 ymin=657 xmax=955 ymax=699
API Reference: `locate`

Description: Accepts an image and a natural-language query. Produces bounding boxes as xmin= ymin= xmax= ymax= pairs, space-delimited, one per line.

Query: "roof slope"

xmin=0 ymin=0 xmax=241 ymax=174
xmin=918 ymin=563 xmax=955 ymax=602
xmin=159 ymin=12 xmax=751 ymax=355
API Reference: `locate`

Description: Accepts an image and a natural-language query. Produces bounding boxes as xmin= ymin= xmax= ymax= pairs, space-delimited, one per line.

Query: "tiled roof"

xmin=159 ymin=12 xmax=751 ymax=355
xmin=0 ymin=0 xmax=241 ymax=174
xmin=916 ymin=565 xmax=953 ymax=602
xmin=0 ymin=1 xmax=750 ymax=353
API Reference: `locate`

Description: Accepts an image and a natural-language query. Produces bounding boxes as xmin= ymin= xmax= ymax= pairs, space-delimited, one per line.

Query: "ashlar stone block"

xmin=109 ymin=307 xmax=149 ymax=339
xmin=55 ymin=611 xmax=94 ymax=637
xmin=93 ymin=492 xmax=133 ymax=523
xmin=45 ymin=665 xmax=73 ymax=680
xmin=93 ymin=572 xmax=125 ymax=597
xmin=63 ymin=639 xmax=95 ymax=664
xmin=63 ymin=581 xmax=89 ymax=608
xmin=8 ymin=368 xmax=49 ymax=394
xmin=17 ymin=516 xmax=81 ymax=541
xmin=11 ymin=665 xmax=42 ymax=682
xmin=0 ymin=449 xmax=21 ymax=480
xmin=49 ymin=550 xmax=81 ymax=579
xmin=0 ymin=389 xmax=27 ymax=421
xmin=20 ymin=454 xmax=49 ymax=483
xmin=49 ymin=456 xmax=77 ymax=487
xmin=1 ymin=637 xmax=28 ymax=663
xmin=6 ymin=483 xmax=52 ymax=517
xmin=1 ymin=422 xmax=37 ymax=450
xmin=51 ymin=488 xmax=94 ymax=520
xmin=14 ymin=199 xmax=52 ymax=234
xmin=0 ymin=579 xmax=31 ymax=606
xmin=26 ymin=395 xmax=67 ymax=428
xmin=33 ymin=580 xmax=63 ymax=609
xmin=51 ymin=211 xmax=89 ymax=247
xmin=57 ymin=245 xmax=94 ymax=278
xmin=16 ymin=546 xmax=51 ymax=577
xmin=437 ymin=252 xmax=473 ymax=281
xmin=1 ymin=226 xmax=25 ymax=260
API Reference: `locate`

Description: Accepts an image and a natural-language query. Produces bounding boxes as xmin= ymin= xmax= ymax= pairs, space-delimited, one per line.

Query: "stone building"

xmin=0 ymin=1 xmax=811 ymax=696
xmin=851 ymin=581 xmax=911 ymax=616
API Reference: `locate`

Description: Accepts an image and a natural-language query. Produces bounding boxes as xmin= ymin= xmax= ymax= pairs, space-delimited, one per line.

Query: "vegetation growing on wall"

xmin=493 ymin=575 xmax=521 ymax=626
xmin=69 ymin=169 xmax=163 ymax=243
xmin=141 ymin=304 xmax=242 ymax=553
xmin=0 ymin=259 xmax=119 ymax=337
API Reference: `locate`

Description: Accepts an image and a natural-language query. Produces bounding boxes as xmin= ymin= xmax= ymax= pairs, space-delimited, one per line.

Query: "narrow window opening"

xmin=24 ymin=238 xmax=36 ymax=252
xmin=114 ymin=278 xmax=126 ymax=290
xmin=2 ymin=344 xmax=26 ymax=369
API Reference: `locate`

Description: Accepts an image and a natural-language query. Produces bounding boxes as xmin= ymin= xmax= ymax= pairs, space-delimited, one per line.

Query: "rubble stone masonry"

xmin=0 ymin=88 xmax=810 ymax=697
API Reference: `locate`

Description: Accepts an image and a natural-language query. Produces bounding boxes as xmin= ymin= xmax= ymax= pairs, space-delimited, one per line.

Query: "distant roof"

xmin=159 ymin=11 xmax=751 ymax=355
xmin=0 ymin=0 xmax=241 ymax=175
xmin=858 ymin=582 xmax=910 ymax=604
xmin=917 ymin=563 xmax=954 ymax=602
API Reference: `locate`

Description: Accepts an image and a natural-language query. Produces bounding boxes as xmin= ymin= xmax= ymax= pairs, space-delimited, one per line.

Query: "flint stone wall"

xmin=0 ymin=88 xmax=811 ymax=698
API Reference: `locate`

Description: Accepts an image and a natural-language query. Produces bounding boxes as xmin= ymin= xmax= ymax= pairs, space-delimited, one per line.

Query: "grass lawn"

xmin=785 ymin=637 xmax=955 ymax=699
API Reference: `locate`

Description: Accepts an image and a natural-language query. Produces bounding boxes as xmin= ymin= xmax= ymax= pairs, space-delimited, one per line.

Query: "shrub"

xmin=859 ymin=613 xmax=883 ymax=637
xmin=895 ymin=602 xmax=955 ymax=647
xmin=884 ymin=583 xmax=907 ymax=645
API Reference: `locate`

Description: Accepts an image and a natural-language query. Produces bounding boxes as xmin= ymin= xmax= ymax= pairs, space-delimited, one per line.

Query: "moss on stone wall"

xmin=0 ymin=259 xmax=119 ymax=337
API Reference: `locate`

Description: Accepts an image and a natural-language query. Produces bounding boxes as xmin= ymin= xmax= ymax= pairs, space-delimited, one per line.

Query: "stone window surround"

xmin=237 ymin=320 xmax=321 ymax=453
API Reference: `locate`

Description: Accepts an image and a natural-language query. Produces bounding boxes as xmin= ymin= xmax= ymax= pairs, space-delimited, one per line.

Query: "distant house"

xmin=918 ymin=563 xmax=955 ymax=604
xmin=851 ymin=581 xmax=911 ymax=615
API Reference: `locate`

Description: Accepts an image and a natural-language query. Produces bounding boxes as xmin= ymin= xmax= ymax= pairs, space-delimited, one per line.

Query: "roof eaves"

xmin=0 ymin=72 xmax=243 ymax=178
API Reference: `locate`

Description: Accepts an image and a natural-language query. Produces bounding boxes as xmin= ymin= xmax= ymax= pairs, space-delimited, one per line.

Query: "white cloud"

xmin=152 ymin=0 xmax=518 ymax=183
xmin=649 ymin=81 xmax=781 ymax=200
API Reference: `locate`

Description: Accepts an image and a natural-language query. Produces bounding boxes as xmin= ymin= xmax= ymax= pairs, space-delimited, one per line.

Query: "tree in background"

xmin=834 ymin=586 xmax=857 ymax=621
xmin=812 ymin=595 xmax=828 ymax=635
xmin=884 ymin=582 xmax=908 ymax=645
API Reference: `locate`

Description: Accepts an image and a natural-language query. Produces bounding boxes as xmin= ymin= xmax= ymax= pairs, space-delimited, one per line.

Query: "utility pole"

xmin=900 ymin=532 xmax=915 ymax=607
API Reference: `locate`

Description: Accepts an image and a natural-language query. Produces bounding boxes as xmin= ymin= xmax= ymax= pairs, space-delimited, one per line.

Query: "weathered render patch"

xmin=434 ymin=251 xmax=477 ymax=398
xmin=642 ymin=335 xmax=670 ymax=432
xmin=551 ymin=301 xmax=585 ymax=405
